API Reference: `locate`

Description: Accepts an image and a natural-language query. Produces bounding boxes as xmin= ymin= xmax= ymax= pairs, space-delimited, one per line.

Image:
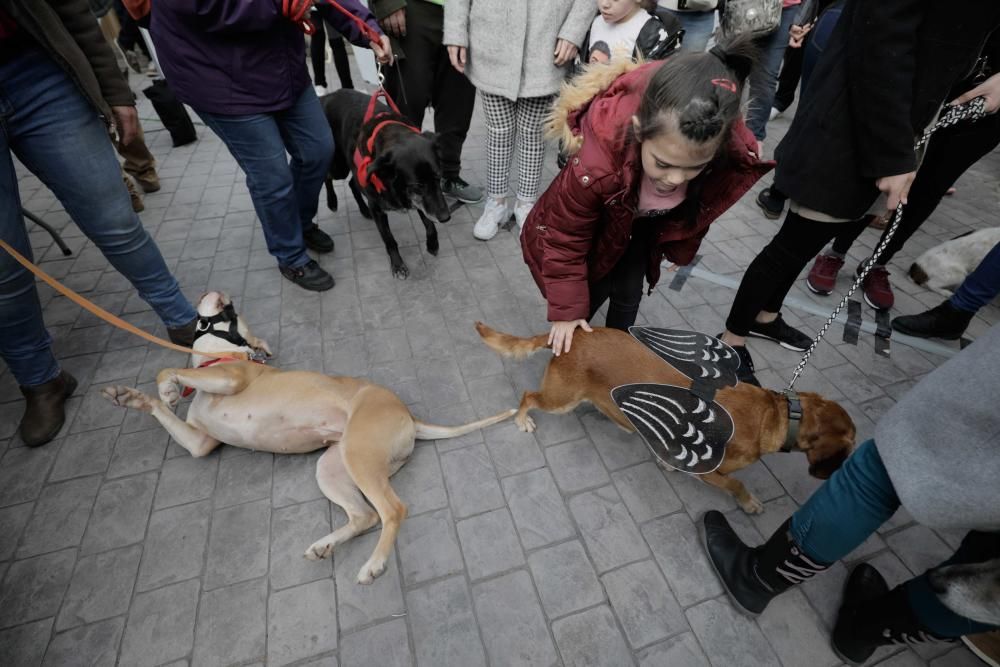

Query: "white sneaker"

xmin=314 ymin=85 xmax=328 ymax=97
xmin=473 ymin=197 xmax=511 ymax=241
xmin=514 ymin=198 xmax=535 ymax=230
xmin=769 ymin=107 xmax=782 ymax=121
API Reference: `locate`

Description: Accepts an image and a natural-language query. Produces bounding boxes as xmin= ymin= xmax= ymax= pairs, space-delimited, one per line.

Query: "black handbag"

xmin=142 ymin=80 xmax=197 ymax=147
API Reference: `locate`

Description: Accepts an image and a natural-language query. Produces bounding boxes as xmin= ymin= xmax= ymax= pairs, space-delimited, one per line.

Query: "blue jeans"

xmin=664 ymin=9 xmax=716 ymax=53
xmin=745 ymin=6 xmax=798 ymax=141
xmin=1 ymin=47 xmax=195 ymax=387
xmin=197 ymin=86 xmax=333 ymax=269
xmin=950 ymin=242 xmax=1000 ymax=313
xmin=790 ymin=440 xmax=996 ymax=637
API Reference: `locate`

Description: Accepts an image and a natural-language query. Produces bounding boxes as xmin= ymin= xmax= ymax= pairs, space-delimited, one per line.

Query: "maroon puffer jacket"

xmin=521 ymin=61 xmax=773 ymax=322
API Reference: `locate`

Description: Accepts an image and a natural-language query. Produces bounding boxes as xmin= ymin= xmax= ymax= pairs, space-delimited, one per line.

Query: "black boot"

xmin=833 ymin=563 xmax=952 ymax=665
xmin=892 ymin=301 xmax=974 ymax=340
xmin=167 ymin=317 xmax=198 ymax=347
xmin=19 ymin=371 xmax=78 ymax=447
xmin=703 ymin=511 xmax=828 ymax=615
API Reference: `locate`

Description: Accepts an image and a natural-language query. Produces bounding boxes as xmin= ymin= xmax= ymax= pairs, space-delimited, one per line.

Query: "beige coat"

xmin=443 ymin=0 xmax=595 ymax=100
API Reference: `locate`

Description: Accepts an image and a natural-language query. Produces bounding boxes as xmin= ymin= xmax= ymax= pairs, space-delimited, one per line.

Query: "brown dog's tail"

xmin=414 ymin=409 xmax=517 ymax=440
xmin=475 ymin=321 xmax=550 ymax=359
xmin=909 ymin=262 xmax=929 ymax=286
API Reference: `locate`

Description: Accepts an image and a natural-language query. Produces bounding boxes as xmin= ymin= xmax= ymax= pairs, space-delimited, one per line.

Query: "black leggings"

xmin=589 ymin=231 xmax=650 ymax=331
xmin=310 ymin=9 xmax=353 ymax=90
xmin=725 ymin=211 xmax=869 ymax=336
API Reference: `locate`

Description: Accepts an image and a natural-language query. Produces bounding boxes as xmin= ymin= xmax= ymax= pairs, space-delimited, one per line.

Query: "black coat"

xmin=774 ymin=0 xmax=1000 ymax=219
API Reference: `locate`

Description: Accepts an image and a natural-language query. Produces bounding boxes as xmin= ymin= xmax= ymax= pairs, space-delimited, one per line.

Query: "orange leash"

xmin=0 ymin=238 xmax=239 ymax=361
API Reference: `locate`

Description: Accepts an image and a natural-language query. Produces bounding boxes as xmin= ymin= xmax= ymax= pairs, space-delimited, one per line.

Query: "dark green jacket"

xmin=1 ymin=0 xmax=134 ymax=124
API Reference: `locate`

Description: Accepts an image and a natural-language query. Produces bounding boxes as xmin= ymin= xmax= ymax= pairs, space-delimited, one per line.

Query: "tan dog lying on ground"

xmin=476 ymin=323 xmax=855 ymax=514
xmin=103 ymin=293 xmax=515 ymax=584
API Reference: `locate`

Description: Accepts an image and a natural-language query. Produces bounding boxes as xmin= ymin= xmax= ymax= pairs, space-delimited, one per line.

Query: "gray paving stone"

xmin=611 ymin=462 xmax=683 ymax=524
xmin=56 ymin=544 xmax=141 ymax=631
xmin=546 ymin=438 xmax=611 ymax=494
xmin=762 ymin=452 xmax=824 ymax=505
xmin=758 ymin=589 xmax=840 ymax=667
xmin=119 ymin=578 xmax=200 ymax=667
xmin=0 ymin=503 xmax=32 ymax=561
xmin=43 ymin=617 xmax=124 ymax=667
xmin=502 ymin=468 xmax=576 ymax=551
xmin=270 ymin=498 xmax=332 ymax=591
xmin=439 ymin=443 xmax=504 ymax=519
xmin=267 ymin=580 xmax=338 ymax=666
xmin=48 ymin=428 xmax=115 ymax=482
xmin=192 ymin=578 xmax=267 ymax=667
xmin=0 ymin=618 xmax=52 ymax=667
xmin=204 ymin=498 xmax=270 ymax=590
xmin=340 ymin=618 xmax=411 ymax=667
xmin=730 ymin=460 xmax=786 ymax=503
xmin=581 ymin=412 xmax=649 ymax=471
xmin=391 ymin=443 xmax=448 ymax=516
xmin=551 ymin=605 xmax=634 ymax=667
xmin=482 ymin=422 xmax=545 ymax=478
xmin=602 ymin=560 xmax=687 ymax=649
xmin=0 ymin=446 xmax=56 ymax=507
xmin=334 ymin=529 xmax=405 ymax=632
xmin=686 ymin=598 xmax=779 ymax=667
xmin=416 ymin=358 xmax=469 ymax=409
xmin=457 ymin=508 xmax=526 ymax=581
xmin=17 ymin=475 xmax=101 ymax=558
xmin=136 ymin=500 xmax=211 ymax=592
xmin=637 ymin=632 xmax=710 ymax=667
xmin=153 ymin=453 xmax=218 ymax=509
xmin=407 ymin=576 xmax=487 ymax=667
xmin=800 ymin=559 xmax=848 ymax=629
xmin=528 ymin=540 xmax=605 ymax=620
xmin=396 ymin=508 xmax=464 ymax=586
xmin=69 ymin=385 xmax=126 ymax=434
xmin=473 ymin=569 xmax=558 ymax=667
xmin=885 ymin=524 xmax=953 ymax=575
xmin=271 ymin=451 xmax=324 ymax=508
xmin=569 ymin=485 xmax=649 ymax=573
xmin=214 ymin=450 xmax=273 ymax=508
xmin=642 ymin=513 xmax=723 ymax=606
xmin=662 ymin=465 xmax=738 ymax=516
xmin=80 ymin=471 xmax=156 ymax=555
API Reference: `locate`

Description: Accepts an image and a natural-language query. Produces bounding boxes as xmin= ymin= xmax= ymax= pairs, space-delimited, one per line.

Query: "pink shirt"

xmin=782 ymin=0 xmax=801 ymax=8
xmin=637 ymin=175 xmax=688 ymax=215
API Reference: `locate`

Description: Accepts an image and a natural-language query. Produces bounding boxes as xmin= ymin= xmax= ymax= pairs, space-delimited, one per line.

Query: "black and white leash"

xmin=784 ymin=97 xmax=989 ymax=394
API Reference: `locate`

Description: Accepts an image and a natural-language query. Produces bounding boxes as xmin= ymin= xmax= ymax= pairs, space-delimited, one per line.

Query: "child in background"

xmin=583 ymin=0 xmax=683 ymax=64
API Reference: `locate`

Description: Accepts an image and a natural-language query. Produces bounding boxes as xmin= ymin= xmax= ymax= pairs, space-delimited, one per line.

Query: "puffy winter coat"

xmin=521 ymin=60 xmax=772 ymax=322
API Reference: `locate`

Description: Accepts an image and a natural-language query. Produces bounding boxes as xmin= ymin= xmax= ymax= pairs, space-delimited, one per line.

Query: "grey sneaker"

xmin=441 ymin=177 xmax=484 ymax=204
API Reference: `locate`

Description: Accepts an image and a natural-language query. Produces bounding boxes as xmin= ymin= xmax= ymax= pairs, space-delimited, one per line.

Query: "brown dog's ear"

xmin=807 ymin=445 xmax=849 ymax=479
xmin=799 ymin=394 xmax=856 ymax=480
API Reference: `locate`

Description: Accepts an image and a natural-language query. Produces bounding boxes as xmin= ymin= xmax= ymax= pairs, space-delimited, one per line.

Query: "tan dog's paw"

xmin=101 ymin=385 xmax=155 ymax=412
xmin=304 ymin=538 xmax=335 ymax=561
xmin=357 ymin=556 xmax=387 ymax=585
xmin=157 ymin=380 xmax=181 ymax=408
xmin=739 ymin=493 xmax=765 ymax=515
xmin=515 ymin=413 xmax=536 ymax=433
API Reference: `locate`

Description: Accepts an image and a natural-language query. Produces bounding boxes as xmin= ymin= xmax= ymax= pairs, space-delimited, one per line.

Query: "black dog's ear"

xmin=422 ymin=131 xmax=445 ymax=163
xmin=370 ymin=151 xmax=397 ymax=181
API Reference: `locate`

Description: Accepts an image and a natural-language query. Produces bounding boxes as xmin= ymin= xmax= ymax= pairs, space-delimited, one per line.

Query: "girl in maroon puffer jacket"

xmin=521 ymin=35 xmax=772 ymax=355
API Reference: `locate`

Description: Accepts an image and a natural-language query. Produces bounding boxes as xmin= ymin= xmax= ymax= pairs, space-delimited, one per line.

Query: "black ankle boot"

xmin=19 ymin=371 xmax=78 ymax=447
xmin=833 ymin=563 xmax=952 ymax=665
xmin=892 ymin=301 xmax=974 ymax=340
xmin=703 ymin=511 xmax=828 ymax=615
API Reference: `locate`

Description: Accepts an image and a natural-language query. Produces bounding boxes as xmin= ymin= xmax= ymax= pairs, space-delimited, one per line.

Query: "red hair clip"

xmin=711 ymin=78 xmax=737 ymax=93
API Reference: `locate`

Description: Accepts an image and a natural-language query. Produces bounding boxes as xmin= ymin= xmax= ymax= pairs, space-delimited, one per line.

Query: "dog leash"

xmin=783 ymin=97 xmax=988 ymax=394
xmin=0 ymin=238 xmax=244 ymax=362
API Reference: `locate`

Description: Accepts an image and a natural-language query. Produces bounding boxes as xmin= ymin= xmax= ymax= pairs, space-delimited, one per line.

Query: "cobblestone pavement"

xmin=1 ymin=59 xmax=998 ymax=666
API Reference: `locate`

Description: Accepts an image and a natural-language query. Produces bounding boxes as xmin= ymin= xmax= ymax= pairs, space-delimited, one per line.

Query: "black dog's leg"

xmin=325 ymin=177 xmax=338 ymax=212
xmin=348 ymin=177 xmax=373 ymax=219
xmin=371 ymin=204 xmax=408 ymax=279
xmin=417 ymin=210 xmax=439 ymax=256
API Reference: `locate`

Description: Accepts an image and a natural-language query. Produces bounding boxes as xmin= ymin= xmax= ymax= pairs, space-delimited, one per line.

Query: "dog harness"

xmin=352 ymin=89 xmax=419 ymax=194
xmin=181 ymin=304 xmax=266 ymax=398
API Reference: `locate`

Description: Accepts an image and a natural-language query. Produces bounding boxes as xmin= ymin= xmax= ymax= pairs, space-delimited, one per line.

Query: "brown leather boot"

xmin=19 ymin=371 xmax=78 ymax=447
xmin=124 ymin=174 xmax=144 ymax=212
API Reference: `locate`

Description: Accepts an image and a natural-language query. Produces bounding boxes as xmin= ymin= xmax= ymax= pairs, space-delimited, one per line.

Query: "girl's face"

xmin=633 ymin=116 xmax=718 ymax=192
xmin=598 ymin=0 xmax=642 ymax=24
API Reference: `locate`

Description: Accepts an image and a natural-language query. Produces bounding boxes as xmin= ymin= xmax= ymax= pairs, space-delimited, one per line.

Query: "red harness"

xmin=180 ymin=356 xmax=265 ymax=398
xmin=352 ymin=89 xmax=419 ymax=194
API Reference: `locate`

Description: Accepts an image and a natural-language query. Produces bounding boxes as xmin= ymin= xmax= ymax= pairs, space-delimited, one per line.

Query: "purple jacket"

xmin=150 ymin=0 xmax=381 ymax=115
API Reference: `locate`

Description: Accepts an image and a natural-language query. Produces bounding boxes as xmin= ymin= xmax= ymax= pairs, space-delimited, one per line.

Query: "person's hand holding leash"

xmin=876 ymin=171 xmax=916 ymax=211
xmin=111 ymin=105 xmax=138 ymax=146
xmin=549 ymin=319 xmax=592 ymax=357
xmin=447 ymin=45 xmax=467 ymax=73
xmin=553 ymin=38 xmax=578 ymax=66
xmin=381 ymin=8 xmax=406 ymax=37
xmin=951 ymin=72 xmax=1000 ymax=114
xmin=371 ymin=34 xmax=393 ymax=65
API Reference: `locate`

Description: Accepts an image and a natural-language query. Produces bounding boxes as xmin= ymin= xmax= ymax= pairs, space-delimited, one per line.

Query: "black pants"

xmin=381 ymin=0 xmax=476 ymax=180
xmin=310 ymin=8 xmax=353 ymax=90
xmin=725 ymin=211 xmax=870 ymax=336
xmin=772 ymin=44 xmax=803 ymax=113
xmin=830 ymin=111 xmax=1000 ymax=262
xmin=589 ymin=231 xmax=650 ymax=331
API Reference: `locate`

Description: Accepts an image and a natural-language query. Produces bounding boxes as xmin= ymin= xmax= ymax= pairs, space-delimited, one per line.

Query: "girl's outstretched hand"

xmin=548 ymin=319 xmax=593 ymax=357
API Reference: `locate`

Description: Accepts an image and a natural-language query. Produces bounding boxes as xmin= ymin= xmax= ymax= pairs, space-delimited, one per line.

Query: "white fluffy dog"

xmin=909 ymin=227 xmax=1000 ymax=296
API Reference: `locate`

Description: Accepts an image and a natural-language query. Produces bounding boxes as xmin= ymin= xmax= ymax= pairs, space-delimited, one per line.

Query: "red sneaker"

xmin=806 ymin=254 xmax=844 ymax=295
xmin=860 ymin=264 xmax=894 ymax=310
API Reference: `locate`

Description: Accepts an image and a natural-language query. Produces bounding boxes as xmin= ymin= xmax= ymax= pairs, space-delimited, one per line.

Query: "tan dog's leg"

xmin=305 ymin=445 xmax=380 ymax=561
xmin=700 ymin=471 xmax=764 ymax=514
xmin=101 ymin=386 xmax=221 ymax=457
xmin=156 ymin=365 xmax=254 ymax=408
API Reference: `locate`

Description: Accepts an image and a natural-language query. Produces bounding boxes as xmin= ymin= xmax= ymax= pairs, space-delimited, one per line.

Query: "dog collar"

xmin=352 ymin=115 xmax=418 ymax=193
xmin=782 ymin=391 xmax=802 ymax=453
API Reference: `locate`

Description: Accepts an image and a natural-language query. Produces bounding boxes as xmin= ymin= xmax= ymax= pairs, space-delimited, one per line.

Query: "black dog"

xmin=321 ymin=89 xmax=450 ymax=279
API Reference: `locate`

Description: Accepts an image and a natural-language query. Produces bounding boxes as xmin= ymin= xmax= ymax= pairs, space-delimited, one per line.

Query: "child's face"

xmin=598 ymin=0 xmax=641 ymax=24
xmin=633 ymin=116 xmax=718 ymax=192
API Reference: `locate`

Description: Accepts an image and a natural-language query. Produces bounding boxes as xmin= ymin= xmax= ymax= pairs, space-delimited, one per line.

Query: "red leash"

xmin=287 ymin=0 xmax=383 ymax=42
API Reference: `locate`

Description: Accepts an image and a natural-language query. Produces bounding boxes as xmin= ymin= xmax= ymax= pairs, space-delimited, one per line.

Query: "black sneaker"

xmin=279 ymin=260 xmax=335 ymax=291
xmin=747 ymin=313 xmax=812 ymax=352
xmin=303 ymin=225 xmax=335 ymax=253
xmin=717 ymin=333 xmax=760 ymax=387
xmin=892 ymin=301 xmax=974 ymax=340
xmin=441 ymin=177 xmax=484 ymax=204
xmin=755 ymin=187 xmax=785 ymax=220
